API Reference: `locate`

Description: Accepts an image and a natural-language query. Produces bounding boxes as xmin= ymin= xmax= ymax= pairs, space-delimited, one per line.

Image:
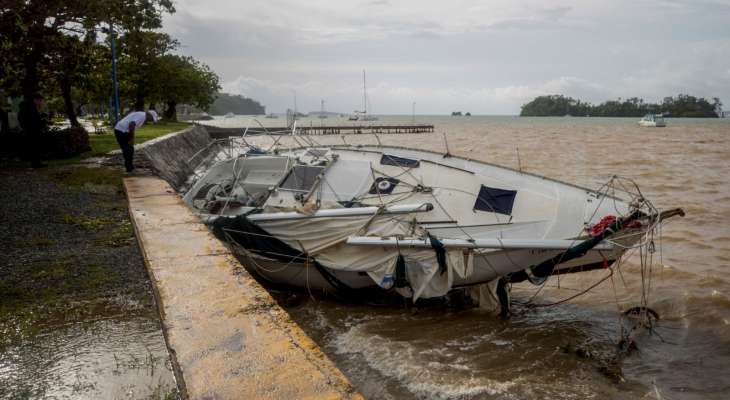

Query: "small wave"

xmin=697 ymin=275 xmax=727 ymax=287
xmin=648 ymin=183 xmax=687 ymax=192
xmin=710 ymin=236 xmax=730 ymax=243
xmin=685 ymin=291 xmax=730 ymax=311
xmin=658 ymin=235 xmax=688 ymax=244
xmin=620 ymin=263 xmax=699 ymax=281
xmin=445 ymin=333 xmax=496 ymax=351
xmin=427 ymin=361 xmax=472 ymax=372
xmin=405 ymin=379 xmax=517 ymax=399
xmin=685 ymin=240 xmax=715 ymax=250
xmin=333 ymin=324 xmax=516 ymax=399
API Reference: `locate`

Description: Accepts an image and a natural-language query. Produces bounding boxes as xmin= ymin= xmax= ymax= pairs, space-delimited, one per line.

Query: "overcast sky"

xmin=163 ymin=0 xmax=730 ymax=115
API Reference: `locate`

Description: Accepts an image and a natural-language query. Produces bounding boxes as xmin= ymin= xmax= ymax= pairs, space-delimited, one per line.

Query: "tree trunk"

xmin=0 ymin=107 xmax=9 ymax=135
xmin=134 ymin=86 xmax=145 ymax=111
xmin=165 ymin=100 xmax=177 ymax=121
xmin=22 ymin=49 xmax=42 ymax=101
xmin=60 ymin=77 xmax=80 ymax=127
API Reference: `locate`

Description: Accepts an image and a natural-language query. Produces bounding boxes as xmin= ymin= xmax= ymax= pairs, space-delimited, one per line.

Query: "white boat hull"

xmin=186 ymin=144 xmax=662 ymax=302
xmin=232 ymin=243 xmax=625 ymax=292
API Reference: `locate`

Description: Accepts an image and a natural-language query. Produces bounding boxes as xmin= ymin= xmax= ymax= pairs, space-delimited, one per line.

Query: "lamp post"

xmin=110 ymin=22 xmax=120 ymax=124
xmin=412 ymin=101 xmax=416 ymax=123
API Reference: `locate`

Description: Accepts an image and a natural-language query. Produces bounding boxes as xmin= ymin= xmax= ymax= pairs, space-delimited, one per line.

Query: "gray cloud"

xmin=163 ymin=0 xmax=730 ymax=114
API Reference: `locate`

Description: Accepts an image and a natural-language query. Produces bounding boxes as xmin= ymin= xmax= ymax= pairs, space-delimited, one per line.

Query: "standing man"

xmin=113 ymin=109 xmax=157 ymax=172
xmin=17 ymin=93 xmax=47 ymax=168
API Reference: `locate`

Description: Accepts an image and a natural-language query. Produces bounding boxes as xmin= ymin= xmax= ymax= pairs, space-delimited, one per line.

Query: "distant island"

xmin=520 ymin=94 xmax=723 ymax=118
xmin=209 ymin=93 xmax=266 ymax=115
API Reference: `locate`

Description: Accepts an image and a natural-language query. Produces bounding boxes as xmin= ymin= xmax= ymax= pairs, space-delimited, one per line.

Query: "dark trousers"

xmin=114 ymin=129 xmax=134 ymax=172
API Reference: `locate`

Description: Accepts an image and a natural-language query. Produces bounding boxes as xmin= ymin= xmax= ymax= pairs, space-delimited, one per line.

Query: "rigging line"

xmin=370 ymin=165 xmax=419 ymax=180
xmin=527 ymin=177 xmax=647 ymax=304
xmin=521 ymin=176 xmax=626 ymax=305
xmin=373 ymin=153 xmax=426 ymax=192
xmin=222 ymin=230 xmax=305 ymax=274
xmin=220 ymin=154 xmax=249 ymax=215
xmin=423 ymin=189 xmax=502 ymax=277
xmin=319 ymin=175 xmax=346 ymax=203
xmin=305 ymin=256 xmax=316 ymax=301
xmin=354 ymin=191 xmax=416 ymax=202
xmin=369 ymin=163 xmax=508 ymax=224
xmin=528 ymin=266 xmax=614 ymax=308
xmin=295 ymin=239 xmax=317 ymax=301
xmin=368 ymin=164 xmax=388 ymax=209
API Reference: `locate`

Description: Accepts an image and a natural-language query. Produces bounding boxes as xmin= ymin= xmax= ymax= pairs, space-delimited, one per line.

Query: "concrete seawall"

xmin=107 ymin=124 xmax=217 ymax=190
xmin=136 ymin=125 xmax=212 ymax=189
xmin=124 ymin=127 xmax=362 ymax=399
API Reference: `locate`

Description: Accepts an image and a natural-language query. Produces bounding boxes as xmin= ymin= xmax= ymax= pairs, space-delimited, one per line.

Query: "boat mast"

xmin=363 ymin=70 xmax=367 ymax=115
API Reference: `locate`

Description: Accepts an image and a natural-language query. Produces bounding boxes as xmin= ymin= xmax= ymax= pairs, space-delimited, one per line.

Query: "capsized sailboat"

xmin=183 ymin=142 xmax=683 ymax=313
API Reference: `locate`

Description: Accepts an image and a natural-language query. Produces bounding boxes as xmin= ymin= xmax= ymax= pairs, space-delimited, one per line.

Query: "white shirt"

xmin=114 ymin=111 xmax=147 ymax=133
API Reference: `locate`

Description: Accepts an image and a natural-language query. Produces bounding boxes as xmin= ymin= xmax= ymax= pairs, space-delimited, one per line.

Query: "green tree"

xmin=117 ymin=31 xmax=179 ymax=112
xmin=149 ymin=55 xmax=221 ymax=120
xmin=521 ymin=94 xmax=720 ymax=117
xmin=42 ymin=33 xmax=105 ymax=127
xmin=520 ymin=95 xmax=589 ymax=117
xmin=0 ymin=0 xmax=174 ymax=101
xmin=209 ymin=93 xmax=266 ymax=115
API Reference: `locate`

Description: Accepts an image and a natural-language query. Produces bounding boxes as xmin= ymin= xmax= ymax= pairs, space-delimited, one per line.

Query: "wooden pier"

xmin=205 ymin=123 xmax=434 ymax=139
xmin=296 ymin=123 xmax=434 ymax=135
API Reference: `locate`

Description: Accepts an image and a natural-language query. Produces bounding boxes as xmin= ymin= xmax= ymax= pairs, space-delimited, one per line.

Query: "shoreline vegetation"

xmin=520 ymin=94 xmax=723 ymax=118
xmin=1 ymin=1 xmax=223 ymax=163
xmin=209 ymin=93 xmax=265 ymax=116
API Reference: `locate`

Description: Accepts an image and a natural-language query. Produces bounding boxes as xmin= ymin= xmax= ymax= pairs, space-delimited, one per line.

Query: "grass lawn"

xmin=50 ymin=121 xmax=191 ymax=165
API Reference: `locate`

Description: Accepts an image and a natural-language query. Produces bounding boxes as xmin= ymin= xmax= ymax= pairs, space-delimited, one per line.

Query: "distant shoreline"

xmin=520 ymin=94 xmax=722 ymax=118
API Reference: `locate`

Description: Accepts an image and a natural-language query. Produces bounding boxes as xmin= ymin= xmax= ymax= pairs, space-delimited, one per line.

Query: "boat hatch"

xmin=474 ymin=185 xmax=517 ymax=215
xmin=381 ymin=154 xmax=420 ymax=168
xmin=279 ymin=165 xmax=326 ymax=193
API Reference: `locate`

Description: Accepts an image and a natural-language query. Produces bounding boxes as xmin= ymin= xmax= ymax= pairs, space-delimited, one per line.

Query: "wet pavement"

xmin=0 ymin=166 xmax=177 ymax=399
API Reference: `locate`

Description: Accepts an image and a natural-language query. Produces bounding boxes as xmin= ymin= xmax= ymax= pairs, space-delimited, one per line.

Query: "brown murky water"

xmin=229 ymin=115 xmax=730 ymax=399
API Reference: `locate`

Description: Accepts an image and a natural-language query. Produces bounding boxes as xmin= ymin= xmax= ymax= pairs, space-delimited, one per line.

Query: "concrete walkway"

xmin=124 ymin=175 xmax=361 ymax=400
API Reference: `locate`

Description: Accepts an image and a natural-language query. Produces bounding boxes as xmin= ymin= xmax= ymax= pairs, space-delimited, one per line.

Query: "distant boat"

xmin=265 ymin=113 xmax=278 ymax=119
xmin=356 ymin=70 xmax=378 ymax=122
xmin=348 ymin=114 xmax=359 ymax=121
xmin=451 ymin=111 xmax=462 ymax=116
xmin=638 ymin=114 xmax=666 ymax=127
xmin=319 ymin=99 xmax=328 ymax=119
xmin=224 ymin=112 xmax=235 ymax=118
